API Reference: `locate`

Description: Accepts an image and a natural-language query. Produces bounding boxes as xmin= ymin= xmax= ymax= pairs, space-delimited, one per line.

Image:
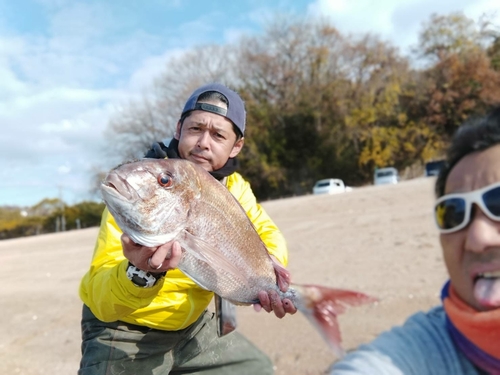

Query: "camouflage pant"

xmin=78 ymin=305 xmax=273 ymax=375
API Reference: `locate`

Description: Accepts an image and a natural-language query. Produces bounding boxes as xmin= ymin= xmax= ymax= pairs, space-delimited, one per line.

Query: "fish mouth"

xmin=101 ymin=172 xmax=139 ymax=201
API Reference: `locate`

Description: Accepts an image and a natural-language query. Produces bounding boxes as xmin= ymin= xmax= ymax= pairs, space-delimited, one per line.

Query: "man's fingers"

xmin=269 ymin=290 xmax=285 ymax=319
xmin=148 ymin=241 xmax=182 ymax=271
xmin=258 ymin=291 xmax=272 ymax=313
xmin=256 ymin=291 xmax=296 ymax=318
xmin=170 ymin=242 xmax=182 ymax=260
xmin=283 ymin=299 xmax=297 ymax=315
xmin=253 ymin=303 xmax=263 ymax=312
xmin=165 ymin=242 xmax=182 ymax=269
xmin=150 ymin=244 xmax=169 ymax=268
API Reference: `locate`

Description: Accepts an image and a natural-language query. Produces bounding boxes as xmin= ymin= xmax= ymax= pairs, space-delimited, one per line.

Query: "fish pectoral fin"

xmin=181 ymin=230 xmax=249 ymax=288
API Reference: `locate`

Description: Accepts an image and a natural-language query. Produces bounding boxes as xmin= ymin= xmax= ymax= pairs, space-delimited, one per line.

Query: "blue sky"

xmin=1 ymin=0 xmax=498 ymax=207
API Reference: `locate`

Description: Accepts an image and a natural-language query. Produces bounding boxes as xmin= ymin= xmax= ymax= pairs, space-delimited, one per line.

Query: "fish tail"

xmin=294 ymin=284 xmax=377 ymax=358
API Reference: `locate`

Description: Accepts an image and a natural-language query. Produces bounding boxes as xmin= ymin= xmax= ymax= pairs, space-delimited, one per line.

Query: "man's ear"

xmin=174 ymin=121 xmax=182 ymax=140
xmin=229 ymin=137 xmax=244 ymax=158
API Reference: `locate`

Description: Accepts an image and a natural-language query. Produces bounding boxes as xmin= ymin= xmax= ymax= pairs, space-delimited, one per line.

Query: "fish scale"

xmin=179 ymin=179 xmax=278 ymax=302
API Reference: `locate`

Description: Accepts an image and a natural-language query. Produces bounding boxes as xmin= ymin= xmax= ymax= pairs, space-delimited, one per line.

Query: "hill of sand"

xmin=0 ymin=177 xmax=448 ymax=375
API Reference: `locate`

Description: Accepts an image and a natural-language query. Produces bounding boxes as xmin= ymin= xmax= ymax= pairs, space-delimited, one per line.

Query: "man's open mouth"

xmin=473 ymin=271 xmax=500 ymax=308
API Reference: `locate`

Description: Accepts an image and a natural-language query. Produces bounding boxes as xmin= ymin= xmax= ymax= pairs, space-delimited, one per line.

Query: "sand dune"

xmin=0 ymin=177 xmax=448 ymax=375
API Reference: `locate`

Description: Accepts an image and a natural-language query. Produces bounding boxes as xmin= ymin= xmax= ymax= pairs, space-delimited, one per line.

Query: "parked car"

xmin=424 ymin=160 xmax=445 ymax=177
xmin=312 ymin=179 xmax=352 ymax=195
xmin=374 ymin=167 xmax=399 ymax=185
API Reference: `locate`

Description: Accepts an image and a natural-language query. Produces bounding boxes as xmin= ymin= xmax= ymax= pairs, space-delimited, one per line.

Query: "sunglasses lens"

xmin=435 ymin=198 xmax=466 ymax=231
xmin=483 ymin=186 xmax=500 ymax=217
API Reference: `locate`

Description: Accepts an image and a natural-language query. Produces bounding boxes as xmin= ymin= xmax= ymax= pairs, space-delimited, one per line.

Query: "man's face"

xmin=440 ymin=144 xmax=500 ymax=311
xmin=174 ymin=101 xmax=244 ymax=172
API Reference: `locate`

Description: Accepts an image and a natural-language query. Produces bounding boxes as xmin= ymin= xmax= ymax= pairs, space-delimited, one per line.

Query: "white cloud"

xmin=308 ymin=0 xmax=500 ymax=54
xmin=223 ymin=27 xmax=254 ymax=44
xmin=0 ymin=66 xmax=27 ymax=96
xmin=0 ymin=87 xmax=121 ymax=116
xmin=308 ymin=0 xmax=397 ymax=35
xmin=57 ymin=164 xmax=71 ymax=174
xmin=48 ymin=2 xmax=116 ymax=38
xmin=0 ymin=1 xmax=172 ymax=206
xmin=128 ymin=48 xmax=186 ymax=92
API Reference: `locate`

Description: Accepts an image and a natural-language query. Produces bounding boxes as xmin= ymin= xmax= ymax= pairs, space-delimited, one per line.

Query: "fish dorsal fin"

xmin=181 ymin=229 xmax=249 ymax=288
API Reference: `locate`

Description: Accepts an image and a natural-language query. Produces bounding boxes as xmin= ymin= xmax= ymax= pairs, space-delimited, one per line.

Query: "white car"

xmin=312 ymin=179 xmax=352 ymax=195
xmin=374 ymin=167 xmax=399 ymax=185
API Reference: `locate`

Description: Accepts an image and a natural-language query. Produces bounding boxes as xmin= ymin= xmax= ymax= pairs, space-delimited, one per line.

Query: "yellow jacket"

xmin=79 ymin=171 xmax=288 ymax=331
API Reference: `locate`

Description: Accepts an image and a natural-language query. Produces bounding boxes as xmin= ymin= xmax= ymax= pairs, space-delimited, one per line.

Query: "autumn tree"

xmin=414 ymin=12 xmax=500 ymax=144
xmin=417 ymin=12 xmax=486 ymax=61
xmin=238 ymin=16 xmax=424 ymax=193
xmin=488 ymin=36 xmax=500 ymax=71
xmin=237 ymin=17 xmax=361 ymax=197
xmin=341 ymin=34 xmax=420 ymax=176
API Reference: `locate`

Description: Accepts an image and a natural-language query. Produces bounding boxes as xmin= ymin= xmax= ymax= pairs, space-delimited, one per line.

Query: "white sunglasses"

xmin=434 ymin=182 xmax=500 ymax=234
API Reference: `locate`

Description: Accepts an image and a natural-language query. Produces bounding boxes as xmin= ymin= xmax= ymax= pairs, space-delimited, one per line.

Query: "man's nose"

xmin=197 ymin=131 xmax=210 ymax=149
xmin=464 ymin=204 xmax=500 ymax=253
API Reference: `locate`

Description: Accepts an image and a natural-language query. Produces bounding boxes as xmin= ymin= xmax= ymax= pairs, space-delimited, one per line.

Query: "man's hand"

xmin=253 ymin=255 xmax=297 ymax=318
xmin=121 ymin=234 xmax=182 ymax=273
xmin=253 ymin=290 xmax=297 ymax=318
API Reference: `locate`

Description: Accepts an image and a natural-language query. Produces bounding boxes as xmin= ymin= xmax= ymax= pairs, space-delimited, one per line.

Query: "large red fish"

xmin=101 ymin=158 xmax=376 ymax=357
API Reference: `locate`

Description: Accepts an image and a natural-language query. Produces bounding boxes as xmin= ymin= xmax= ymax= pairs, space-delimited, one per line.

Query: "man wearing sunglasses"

xmin=330 ymin=108 xmax=500 ymax=375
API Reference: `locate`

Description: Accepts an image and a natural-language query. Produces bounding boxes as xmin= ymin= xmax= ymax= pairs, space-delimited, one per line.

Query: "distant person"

xmin=330 ymin=108 xmax=500 ymax=374
xmin=78 ymin=83 xmax=296 ymax=375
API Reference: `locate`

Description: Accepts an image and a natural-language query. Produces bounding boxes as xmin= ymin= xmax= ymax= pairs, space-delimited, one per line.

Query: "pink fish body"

xmin=101 ymin=158 xmax=376 ymax=357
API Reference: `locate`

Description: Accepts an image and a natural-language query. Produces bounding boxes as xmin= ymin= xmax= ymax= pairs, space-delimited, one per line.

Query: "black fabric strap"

xmin=193 ymin=103 xmax=228 ymax=116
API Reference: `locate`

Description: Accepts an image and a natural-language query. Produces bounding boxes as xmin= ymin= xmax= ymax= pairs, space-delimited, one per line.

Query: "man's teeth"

xmin=478 ymin=271 xmax=500 ymax=278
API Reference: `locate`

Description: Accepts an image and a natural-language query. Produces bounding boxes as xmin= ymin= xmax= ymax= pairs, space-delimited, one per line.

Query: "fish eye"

xmin=157 ymin=173 xmax=173 ymax=188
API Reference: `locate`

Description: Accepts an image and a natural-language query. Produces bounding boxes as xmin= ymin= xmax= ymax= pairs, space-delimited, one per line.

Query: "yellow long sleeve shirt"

xmin=79 ymin=171 xmax=288 ymax=331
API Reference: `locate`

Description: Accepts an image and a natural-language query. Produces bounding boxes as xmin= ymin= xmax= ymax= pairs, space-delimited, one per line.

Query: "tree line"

xmin=3 ymin=12 xmax=500 ymax=240
xmin=104 ymin=13 xmax=500 ymax=199
xmin=105 ymin=12 xmax=500 ymax=200
xmin=0 ymin=199 xmax=105 ymax=240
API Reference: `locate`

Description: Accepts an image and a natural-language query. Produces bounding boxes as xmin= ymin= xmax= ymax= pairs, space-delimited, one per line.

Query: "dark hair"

xmin=179 ymin=90 xmax=243 ymax=140
xmin=198 ymin=91 xmax=229 ymax=105
xmin=435 ymin=107 xmax=500 ymax=197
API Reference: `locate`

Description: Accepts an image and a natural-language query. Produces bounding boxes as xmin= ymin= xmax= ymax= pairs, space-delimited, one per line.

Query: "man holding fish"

xmin=78 ymin=83 xmax=297 ymax=375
